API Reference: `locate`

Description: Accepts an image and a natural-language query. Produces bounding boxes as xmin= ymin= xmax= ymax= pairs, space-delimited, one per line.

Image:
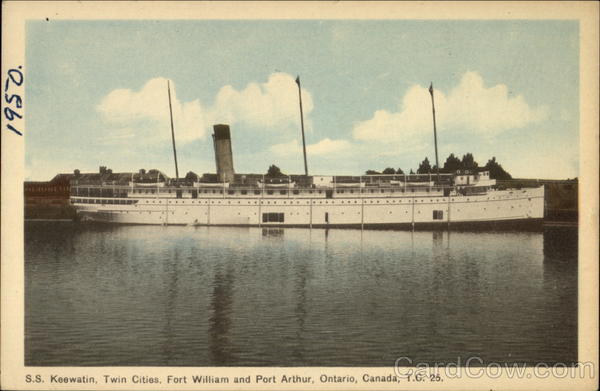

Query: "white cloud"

xmin=212 ymin=73 xmax=313 ymax=129
xmin=271 ymin=138 xmax=351 ymax=157
xmin=270 ymin=139 xmax=300 ymax=156
xmin=309 ymin=138 xmax=351 ymax=155
xmin=97 ymin=77 xmax=208 ymax=143
xmin=353 ymin=71 xmax=547 ymax=142
xmin=96 ymin=73 xmax=313 ymax=145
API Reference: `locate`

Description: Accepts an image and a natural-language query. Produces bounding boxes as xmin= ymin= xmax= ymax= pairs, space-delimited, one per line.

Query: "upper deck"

xmin=69 ymin=171 xmax=500 ymax=201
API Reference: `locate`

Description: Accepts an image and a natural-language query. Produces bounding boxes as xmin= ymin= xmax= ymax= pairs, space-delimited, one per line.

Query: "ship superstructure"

xmin=70 ymin=125 xmax=544 ymax=228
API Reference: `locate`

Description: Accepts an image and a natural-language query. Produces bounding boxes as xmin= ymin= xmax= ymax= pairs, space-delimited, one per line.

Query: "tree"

xmin=461 ymin=153 xmax=479 ymax=171
xmin=266 ymin=164 xmax=284 ymax=177
xmin=365 ymin=170 xmax=380 ymax=175
xmin=484 ymin=157 xmax=512 ymax=180
xmin=417 ymin=157 xmax=432 ymax=174
xmin=185 ymin=171 xmax=199 ymax=181
xmin=396 ymin=168 xmax=404 ymax=175
xmin=409 ymin=169 xmax=415 ymax=175
xmin=382 ymin=167 xmax=396 ymax=175
xmin=442 ymin=153 xmax=462 ymax=173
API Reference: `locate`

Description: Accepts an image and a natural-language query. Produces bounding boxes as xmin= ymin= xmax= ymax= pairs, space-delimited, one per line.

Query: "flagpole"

xmin=296 ymin=76 xmax=309 ymax=176
xmin=429 ymin=82 xmax=440 ymax=184
xmin=167 ymin=80 xmax=179 ymax=181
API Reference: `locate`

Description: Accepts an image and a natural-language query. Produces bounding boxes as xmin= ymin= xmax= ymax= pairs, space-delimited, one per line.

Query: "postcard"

xmin=1 ymin=1 xmax=598 ymax=390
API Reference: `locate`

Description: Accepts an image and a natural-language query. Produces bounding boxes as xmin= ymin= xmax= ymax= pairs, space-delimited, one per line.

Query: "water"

xmin=25 ymin=222 xmax=577 ymax=366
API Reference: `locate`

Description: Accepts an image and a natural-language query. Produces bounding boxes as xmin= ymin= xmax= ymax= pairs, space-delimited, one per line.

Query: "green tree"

xmin=461 ymin=153 xmax=479 ymax=171
xmin=266 ymin=164 xmax=284 ymax=177
xmin=442 ymin=153 xmax=462 ymax=173
xmin=417 ymin=157 xmax=432 ymax=174
xmin=396 ymin=168 xmax=404 ymax=175
xmin=484 ymin=157 xmax=512 ymax=180
xmin=365 ymin=170 xmax=381 ymax=175
xmin=184 ymin=171 xmax=199 ymax=181
xmin=382 ymin=167 xmax=396 ymax=175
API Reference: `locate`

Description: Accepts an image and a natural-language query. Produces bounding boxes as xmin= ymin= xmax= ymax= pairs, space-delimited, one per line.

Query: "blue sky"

xmin=25 ymin=20 xmax=579 ymax=180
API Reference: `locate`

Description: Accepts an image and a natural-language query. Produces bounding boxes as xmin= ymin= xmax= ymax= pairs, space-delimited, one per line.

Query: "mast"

xmin=429 ymin=82 xmax=440 ymax=184
xmin=167 ymin=80 xmax=179 ymax=181
xmin=295 ymin=76 xmax=309 ymax=176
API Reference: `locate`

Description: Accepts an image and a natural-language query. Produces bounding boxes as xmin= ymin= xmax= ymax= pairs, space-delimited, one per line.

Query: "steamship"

xmin=69 ymin=80 xmax=545 ymax=229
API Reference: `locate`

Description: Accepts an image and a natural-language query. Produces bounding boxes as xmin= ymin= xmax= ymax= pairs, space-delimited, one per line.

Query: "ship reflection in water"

xmin=25 ymin=222 xmax=577 ymax=366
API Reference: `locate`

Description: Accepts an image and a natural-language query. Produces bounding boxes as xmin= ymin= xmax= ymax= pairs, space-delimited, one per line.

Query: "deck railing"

xmin=70 ymin=173 xmax=513 ymax=199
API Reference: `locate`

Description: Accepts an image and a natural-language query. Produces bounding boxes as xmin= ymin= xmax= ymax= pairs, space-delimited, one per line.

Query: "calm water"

xmin=25 ymin=222 xmax=577 ymax=366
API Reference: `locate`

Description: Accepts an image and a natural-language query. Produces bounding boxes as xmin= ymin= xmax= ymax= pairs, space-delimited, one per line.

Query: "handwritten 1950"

xmin=4 ymin=66 xmax=23 ymax=136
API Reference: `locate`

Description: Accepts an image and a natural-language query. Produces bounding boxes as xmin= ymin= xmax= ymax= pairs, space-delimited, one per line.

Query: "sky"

xmin=25 ymin=20 xmax=579 ymax=180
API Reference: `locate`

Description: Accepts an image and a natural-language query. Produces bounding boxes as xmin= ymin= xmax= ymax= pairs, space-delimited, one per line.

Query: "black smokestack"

xmin=212 ymin=124 xmax=235 ymax=183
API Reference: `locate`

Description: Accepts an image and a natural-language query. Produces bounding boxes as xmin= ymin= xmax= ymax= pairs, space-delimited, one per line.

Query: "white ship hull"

xmin=72 ymin=186 xmax=545 ymax=229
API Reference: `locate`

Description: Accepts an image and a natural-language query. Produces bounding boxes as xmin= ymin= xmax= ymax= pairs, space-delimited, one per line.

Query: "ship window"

xmin=228 ymin=190 xmax=235 ymax=195
xmin=254 ymin=190 xmax=261 ymax=195
xmin=262 ymin=212 xmax=284 ymax=223
xmin=241 ymin=190 xmax=247 ymax=195
xmin=293 ymin=190 xmax=300 ymax=195
xmin=280 ymin=190 xmax=287 ymax=195
xmin=433 ymin=210 xmax=443 ymax=220
xmin=267 ymin=190 xmax=274 ymax=195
